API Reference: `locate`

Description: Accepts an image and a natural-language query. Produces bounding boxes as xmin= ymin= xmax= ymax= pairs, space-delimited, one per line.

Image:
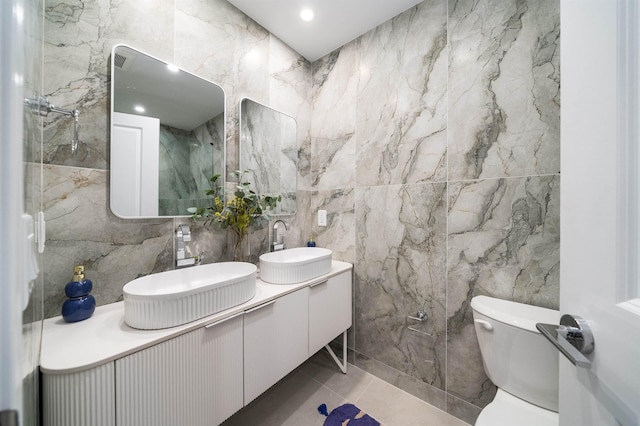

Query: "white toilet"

xmin=471 ymin=295 xmax=561 ymax=426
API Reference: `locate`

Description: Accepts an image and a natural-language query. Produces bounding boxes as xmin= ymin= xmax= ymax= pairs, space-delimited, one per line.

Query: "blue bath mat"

xmin=318 ymin=403 xmax=381 ymax=426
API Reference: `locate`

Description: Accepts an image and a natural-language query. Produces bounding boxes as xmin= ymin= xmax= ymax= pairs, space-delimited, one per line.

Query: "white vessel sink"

xmin=259 ymin=247 xmax=332 ymax=284
xmin=123 ymin=262 xmax=257 ymax=330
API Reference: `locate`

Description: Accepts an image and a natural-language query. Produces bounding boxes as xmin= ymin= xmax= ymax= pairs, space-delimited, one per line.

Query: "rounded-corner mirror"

xmin=239 ymin=98 xmax=297 ymax=216
xmin=110 ymin=44 xmax=226 ymax=218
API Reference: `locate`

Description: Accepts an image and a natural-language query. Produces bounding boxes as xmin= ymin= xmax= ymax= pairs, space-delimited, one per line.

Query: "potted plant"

xmin=189 ymin=170 xmax=281 ymax=262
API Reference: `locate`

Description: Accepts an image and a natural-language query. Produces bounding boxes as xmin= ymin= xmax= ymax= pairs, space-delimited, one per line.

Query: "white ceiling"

xmin=226 ymin=0 xmax=424 ymax=62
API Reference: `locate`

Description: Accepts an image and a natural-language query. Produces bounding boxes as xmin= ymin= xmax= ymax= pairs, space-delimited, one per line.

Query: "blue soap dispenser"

xmin=62 ymin=265 xmax=96 ymax=323
xmin=307 ymin=235 xmax=316 ymax=247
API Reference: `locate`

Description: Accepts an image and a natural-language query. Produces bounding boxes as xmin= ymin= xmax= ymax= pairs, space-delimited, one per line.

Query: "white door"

xmin=111 ymin=112 xmax=160 ymax=217
xmin=561 ymin=1 xmax=640 ymax=425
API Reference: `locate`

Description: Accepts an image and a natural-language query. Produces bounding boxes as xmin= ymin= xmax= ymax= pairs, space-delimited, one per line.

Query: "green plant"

xmin=188 ymin=171 xmax=281 ymax=244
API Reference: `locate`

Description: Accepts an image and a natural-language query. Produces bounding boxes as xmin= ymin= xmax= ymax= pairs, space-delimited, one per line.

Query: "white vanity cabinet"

xmin=308 ymin=272 xmax=352 ymax=355
xmin=115 ymin=313 xmax=244 ymax=426
xmin=40 ymin=261 xmax=353 ymax=426
xmin=42 ymin=363 xmax=116 ymax=426
xmin=243 ymin=287 xmax=309 ymax=404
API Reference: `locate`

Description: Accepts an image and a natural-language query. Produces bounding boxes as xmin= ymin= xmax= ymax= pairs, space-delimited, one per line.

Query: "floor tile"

xmin=222 ymin=369 xmax=344 ymax=426
xmin=301 ymin=350 xmax=374 ymax=402
xmin=355 ymin=378 xmax=469 ymax=426
xmin=222 ymin=355 xmax=470 ymax=426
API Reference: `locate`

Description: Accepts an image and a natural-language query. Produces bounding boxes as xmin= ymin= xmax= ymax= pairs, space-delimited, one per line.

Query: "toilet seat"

xmin=475 ymin=389 xmax=559 ymax=426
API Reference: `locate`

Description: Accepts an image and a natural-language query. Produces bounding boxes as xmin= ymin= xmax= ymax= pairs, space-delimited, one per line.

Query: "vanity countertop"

xmin=41 ymin=260 xmax=352 ymax=375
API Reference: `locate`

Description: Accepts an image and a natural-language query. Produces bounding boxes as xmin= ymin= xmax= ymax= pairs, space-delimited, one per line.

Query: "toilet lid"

xmin=475 ymin=390 xmax=558 ymax=426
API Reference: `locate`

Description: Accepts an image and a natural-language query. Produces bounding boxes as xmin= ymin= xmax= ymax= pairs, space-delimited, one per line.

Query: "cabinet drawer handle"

xmin=204 ymin=311 xmax=243 ymax=329
xmin=310 ymin=280 xmax=328 ymax=288
xmin=244 ymin=299 xmax=276 ymax=314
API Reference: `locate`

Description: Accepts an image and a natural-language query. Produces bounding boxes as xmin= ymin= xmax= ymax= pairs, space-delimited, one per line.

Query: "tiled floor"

xmin=222 ymin=351 xmax=470 ymax=426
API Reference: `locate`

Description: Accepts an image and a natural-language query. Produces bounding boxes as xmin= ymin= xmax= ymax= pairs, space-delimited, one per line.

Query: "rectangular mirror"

xmin=239 ymin=98 xmax=297 ymax=215
xmin=110 ymin=44 xmax=226 ymax=218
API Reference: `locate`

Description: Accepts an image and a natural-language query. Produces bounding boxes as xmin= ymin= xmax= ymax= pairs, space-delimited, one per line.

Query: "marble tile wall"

xmin=310 ymin=0 xmax=560 ymax=423
xmin=448 ymin=0 xmax=560 ymax=181
xmin=40 ymin=0 xmax=311 ymax=318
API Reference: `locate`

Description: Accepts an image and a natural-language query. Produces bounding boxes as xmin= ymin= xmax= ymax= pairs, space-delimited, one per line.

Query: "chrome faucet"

xmin=271 ymin=219 xmax=289 ymax=252
xmin=176 ymin=224 xmax=197 ymax=267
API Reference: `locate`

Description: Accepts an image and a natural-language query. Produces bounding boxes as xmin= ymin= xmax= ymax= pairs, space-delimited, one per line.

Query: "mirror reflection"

xmin=110 ymin=44 xmax=225 ymax=218
xmin=240 ymin=98 xmax=297 ymax=215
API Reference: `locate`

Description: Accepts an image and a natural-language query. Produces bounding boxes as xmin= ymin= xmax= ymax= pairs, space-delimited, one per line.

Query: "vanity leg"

xmin=324 ymin=330 xmax=348 ymax=374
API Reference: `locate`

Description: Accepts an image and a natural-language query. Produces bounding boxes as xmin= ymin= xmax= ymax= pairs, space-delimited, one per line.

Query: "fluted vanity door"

xmin=115 ymin=314 xmax=244 ymax=426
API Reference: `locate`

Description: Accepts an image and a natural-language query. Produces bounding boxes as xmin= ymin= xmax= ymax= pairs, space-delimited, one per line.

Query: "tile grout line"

xmin=297 ymin=362 xmax=351 ymax=404
xmin=358 ymin=374 xmax=471 ymax=425
xmin=298 ymin=361 xmax=375 ymax=410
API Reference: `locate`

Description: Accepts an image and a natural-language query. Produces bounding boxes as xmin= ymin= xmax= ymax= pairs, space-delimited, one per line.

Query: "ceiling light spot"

xmin=166 ymin=63 xmax=180 ymax=72
xmin=300 ymin=8 xmax=314 ymax=22
xmin=134 ymin=105 xmax=145 ymax=113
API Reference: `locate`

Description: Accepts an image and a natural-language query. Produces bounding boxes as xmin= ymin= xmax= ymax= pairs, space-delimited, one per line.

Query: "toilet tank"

xmin=471 ymin=295 xmax=560 ymax=412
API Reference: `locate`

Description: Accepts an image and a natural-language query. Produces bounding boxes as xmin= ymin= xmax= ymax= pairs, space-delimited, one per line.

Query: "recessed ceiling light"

xmin=167 ymin=63 xmax=180 ymax=72
xmin=300 ymin=8 xmax=314 ymax=22
xmin=134 ymin=105 xmax=145 ymax=113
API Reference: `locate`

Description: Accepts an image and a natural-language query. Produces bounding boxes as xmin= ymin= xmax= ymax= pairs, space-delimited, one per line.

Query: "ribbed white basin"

xmin=123 ymin=262 xmax=257 ymax=330
xmin=259 ymin=247 xmax=332 ymax=284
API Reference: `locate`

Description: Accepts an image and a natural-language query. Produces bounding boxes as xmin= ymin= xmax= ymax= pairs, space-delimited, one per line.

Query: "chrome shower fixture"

xmin=25 ymin=95 xmax=81 ymax=155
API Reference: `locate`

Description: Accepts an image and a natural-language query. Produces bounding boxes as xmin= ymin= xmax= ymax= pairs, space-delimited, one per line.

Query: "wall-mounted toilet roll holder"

xmin=406 ymin=309 xmax=432 ymax=337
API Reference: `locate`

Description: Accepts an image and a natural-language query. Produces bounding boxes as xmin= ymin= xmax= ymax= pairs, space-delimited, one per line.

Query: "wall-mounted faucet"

xmin=176 ymin=224 xmax=198 ymax=267
xmin=271 ymin=219 xmax=289 ymax=252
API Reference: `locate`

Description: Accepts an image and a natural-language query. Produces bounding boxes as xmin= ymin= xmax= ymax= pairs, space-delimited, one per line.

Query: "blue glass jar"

xmin=62 ymin=265 xmax=96 ymax=323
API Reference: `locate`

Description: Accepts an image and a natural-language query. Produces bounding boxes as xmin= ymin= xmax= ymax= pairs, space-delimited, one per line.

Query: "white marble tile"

xmin=355 ymin=182 xmax=447 ymax=390
xmin=356 ymin=0 xmax=448 ymax=186
xmin=40 ymin=165 xmax=174 ymax=318
xmin=311 ymin=43 xmax=358 ymax=190
xmin=448 ymin=0 xmax=560 ymax=180
xmin=175 ymin=0 xmax=267 ymax=93
xmin=447 ymin=176 xmax=560 ymax=310
xmin=43 ymin=0 xmax=175 ymax=169
xmin=308 ymin=189 xmax=356 ymax=264
xmin=268 ymin=36 xmax=312 ymax=191
xmin=175 ymin=0 xmax=270 ymax=176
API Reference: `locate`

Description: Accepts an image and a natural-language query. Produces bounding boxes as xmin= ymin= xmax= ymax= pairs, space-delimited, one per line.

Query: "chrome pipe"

xmin=25 ymin=95 xmax=81 ymax=155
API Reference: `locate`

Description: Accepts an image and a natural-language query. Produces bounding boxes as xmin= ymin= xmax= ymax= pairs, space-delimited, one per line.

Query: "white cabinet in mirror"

xmin=110 ymin=44 xmax=226 ymax=218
